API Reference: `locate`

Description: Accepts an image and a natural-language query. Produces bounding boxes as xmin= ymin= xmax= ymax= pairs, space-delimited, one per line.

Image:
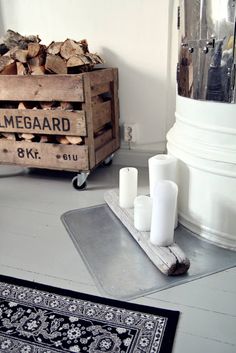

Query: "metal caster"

xmin=72 ymin=172 xmax=89 ymax=190
xmin=102 ymin=154 xmax=114 ymax=167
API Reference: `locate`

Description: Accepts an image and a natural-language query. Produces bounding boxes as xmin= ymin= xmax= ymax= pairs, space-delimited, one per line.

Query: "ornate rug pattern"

xmin=0 ymin=275 xmax=179 ymax=353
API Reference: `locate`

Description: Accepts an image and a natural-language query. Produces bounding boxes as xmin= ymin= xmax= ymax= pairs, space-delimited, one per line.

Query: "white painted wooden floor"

xmin=0 ymin=164 xmax=235 ymax=353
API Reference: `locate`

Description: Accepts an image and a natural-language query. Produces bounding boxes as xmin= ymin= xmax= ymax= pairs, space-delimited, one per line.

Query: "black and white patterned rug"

xmin=0 ymin=275 xmax=179 ymax=353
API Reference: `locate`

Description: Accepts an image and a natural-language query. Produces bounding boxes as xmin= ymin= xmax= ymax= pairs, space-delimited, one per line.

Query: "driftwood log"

xmin=104 ymin=189 xmax=190 ymax=276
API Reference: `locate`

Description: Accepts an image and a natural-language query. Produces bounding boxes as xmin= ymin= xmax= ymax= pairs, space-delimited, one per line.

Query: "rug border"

xmin=0 ymin=274 xmax=180 ymax=353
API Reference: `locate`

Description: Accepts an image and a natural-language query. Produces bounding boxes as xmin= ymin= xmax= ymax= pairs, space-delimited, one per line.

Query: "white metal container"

xmin=167 ymin=95 xmax=236 ymax=250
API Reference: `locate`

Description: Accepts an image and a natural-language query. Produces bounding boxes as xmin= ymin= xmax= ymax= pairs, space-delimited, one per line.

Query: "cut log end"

xmin=60 ymin=39 xmax=85 ymax=60
xmin=65 ymin=136 xmax=83 ymax=145
xmin=45 ymin=54 xmax=67 ymax=74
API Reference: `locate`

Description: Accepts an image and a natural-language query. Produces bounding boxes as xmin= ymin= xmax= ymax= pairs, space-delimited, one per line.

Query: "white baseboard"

xmin=113 ymin=142 xmax=166 ymax=167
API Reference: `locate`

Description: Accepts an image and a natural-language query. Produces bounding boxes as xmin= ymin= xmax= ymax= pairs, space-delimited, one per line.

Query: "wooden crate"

xmin=0 ymin=68 xmax=119 ymax=172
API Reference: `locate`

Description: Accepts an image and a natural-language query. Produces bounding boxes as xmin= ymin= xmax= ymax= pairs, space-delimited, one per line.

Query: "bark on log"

xmin=78 ymin=39 xmax=89 ymax=53
xmin=0 ymin=29 xmax=40 ymax=50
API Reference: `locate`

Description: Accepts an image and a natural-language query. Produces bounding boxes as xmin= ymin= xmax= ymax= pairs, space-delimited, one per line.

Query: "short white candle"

xmin=134 ymin=195 xmax=152 ymax=231
xmin=150 ymin=180 xmax=178 ymax=246
xmin=119 ymin=167 xmax=138 ymax=208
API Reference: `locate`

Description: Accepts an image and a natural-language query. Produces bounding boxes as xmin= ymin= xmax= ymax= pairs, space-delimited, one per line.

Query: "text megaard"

xmin=0 ymin=115 xmax=71 ymax=132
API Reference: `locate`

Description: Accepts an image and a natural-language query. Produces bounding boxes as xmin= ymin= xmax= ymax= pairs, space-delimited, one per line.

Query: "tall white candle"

xmin=150 ymin=180 xmax=178 ymax=246
xmin=148 ymin=154 xmax=178 ymax=228
xmin=134 ymin=195 xmax=152 ymax=231
xmin=148 ymin=154 xmax=177 ymax=198
xmin=119 ymin=167 xmax=138 ymax=208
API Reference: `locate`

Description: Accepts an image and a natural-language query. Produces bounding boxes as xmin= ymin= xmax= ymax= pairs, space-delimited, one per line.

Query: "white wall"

xmin=0 ymin=0 xmax=179 ymax=157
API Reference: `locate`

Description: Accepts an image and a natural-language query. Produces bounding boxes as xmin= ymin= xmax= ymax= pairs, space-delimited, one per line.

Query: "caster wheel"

xmin=72 ymin=177 xmax=87 ymax=190
xmin=102 ymin=154 xmax=114 ymax=167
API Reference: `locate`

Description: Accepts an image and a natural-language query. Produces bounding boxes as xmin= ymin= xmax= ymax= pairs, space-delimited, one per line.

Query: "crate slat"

xmin=94 ymin=129 xmax=113 ymax=150
xmin=110 ymin=68 xmax=120 ymax=149
xmin=91 ymin=82 xmax=111 ymax=97
xmin=89 ymin=68 xmax=114 ymax=86
xmin=0 ymin=75 xmax=84 ymax=102
xmin=0 ymin=140 xmax=89 ymax=171
xmin=95 ymin=138 xmax=118 ymax=164
xmin=0 ymin=109 xmax=86 ymax=136
xmin=92 ymin=101 xmax=112 ymax=132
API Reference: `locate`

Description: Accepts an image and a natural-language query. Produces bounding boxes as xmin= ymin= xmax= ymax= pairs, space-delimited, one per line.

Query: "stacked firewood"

xmin=0 ymin=29 xmax=104 ymax=75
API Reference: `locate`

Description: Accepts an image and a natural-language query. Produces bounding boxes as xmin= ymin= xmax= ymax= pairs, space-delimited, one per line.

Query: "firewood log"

xmin=60 ymin=39 xmax=84 ymax=59
xmin=28 ymin=53 xmax=45 ymax=67
xmin=40 ymin=101 xmax=54 ymax=110
xmin=65 ymin=136 xmax=82 ymax=145
xmin=85 ymin=53 xmax=98 ymax=65
xmin=0 ymin=62 xmax=17 ymax=75
xmin=1 ymin=133 xmax=16 ymax=140
xmin=78 ymin=39 xmax=89 ymax=53
xmin=56 ymin=136 xmax=70 ymax=145
xmin=0 ymin=56 xmax=14 ymax=71
xmin=30 ymin=65 xmax=45 ymax=75
xmin=66 ymin=55 xmax=85 ymax=67
xmin=16 ymin=62 xmax=27 ymax=75
xmin=47 ymin=41 xmax=63 ymax=55
xmin=45 ymin=54 xmax=67 ymax=74
xmin=39 ymin=135 xmax=49 ymax=143
xmin=92 ymin=53 xmax=104 ymax=64
xmin=18 ymin=102 xmax=38 ymax=109
xmin=19 ymin=133 xmax=35 ymax=140
xmin=0 ymin=29 xmax=40 ymax=50
xmin=18 ymin=102 xmax=28 ymax=109
xmin=11 ymin=49 xmax=28 ymax=63
xmin=27 ymin=42 xmax=41 ymax=58
xmin=60 ymin=102 xmax=73 ymax=110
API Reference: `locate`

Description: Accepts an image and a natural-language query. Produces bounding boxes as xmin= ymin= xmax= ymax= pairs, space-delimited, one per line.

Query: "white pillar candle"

xmin=148 ymin=154 xmax=178 ymax=228
xmin=119 ymin=167 xmax=138 ymax=208
xmin=148 ymin=154 xmax=177 ymax=198
xmin=150 ymin=180 xmax=178 ymax=246
xmin=134 ymin=195 xmax=153 ymax=231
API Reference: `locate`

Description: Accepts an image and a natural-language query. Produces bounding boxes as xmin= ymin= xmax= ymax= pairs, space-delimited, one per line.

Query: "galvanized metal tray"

xmin=61 ymin=204 xmax=236 ymax=300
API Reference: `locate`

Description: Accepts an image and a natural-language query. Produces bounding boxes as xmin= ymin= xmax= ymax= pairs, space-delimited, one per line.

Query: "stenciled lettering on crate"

xmin=0 ymin=140 xmax=89 ymax=171
xmin=0 ymin=109 xmax=87 ymax=136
